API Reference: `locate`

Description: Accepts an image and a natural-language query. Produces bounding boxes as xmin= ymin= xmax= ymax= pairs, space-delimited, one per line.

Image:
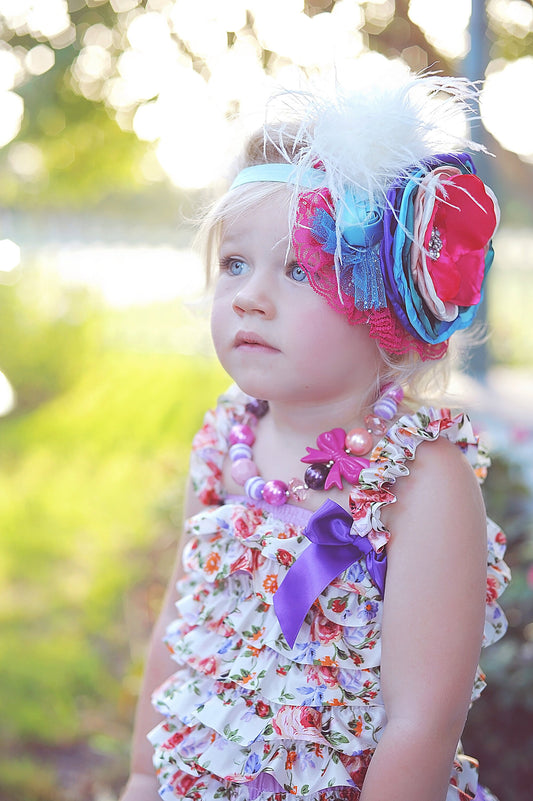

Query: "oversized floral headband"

xmin=229 ymin=75 xmax=500 ymax=360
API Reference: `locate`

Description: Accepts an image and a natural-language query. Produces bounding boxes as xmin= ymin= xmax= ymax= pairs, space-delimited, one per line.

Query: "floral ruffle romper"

xmin=149 ymin=387 xmax=510 ymax=801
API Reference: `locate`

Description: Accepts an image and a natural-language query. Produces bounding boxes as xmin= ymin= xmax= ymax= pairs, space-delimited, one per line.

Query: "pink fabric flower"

xmin=411 ymin=170 xmax=498 ymax=323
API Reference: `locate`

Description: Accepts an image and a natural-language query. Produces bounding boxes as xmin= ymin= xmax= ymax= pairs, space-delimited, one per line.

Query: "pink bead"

xmin=288 ymin=477 xmax=309 ymax=502
xmin=364 ymin=413 xmax=387 ymax=435
xmin=228 ymin=423 xmax=255 ymax=446
xmin=262 ymin=479 xmax=288 ymax=506
xmin=385 ymin=385 xmax=404 ymax=403
xmin=231 ymin=458 xmax=258 ymax=485
xmin=345 ymin=427 xmax=373 ymax=455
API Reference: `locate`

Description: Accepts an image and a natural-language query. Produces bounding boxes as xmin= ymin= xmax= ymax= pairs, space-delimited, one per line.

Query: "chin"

xmin=233 ymin=377 xmax=270 ymax=401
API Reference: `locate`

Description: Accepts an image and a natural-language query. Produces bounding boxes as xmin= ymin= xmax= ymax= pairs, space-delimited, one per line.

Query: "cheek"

xmin=290 ymin=305 xmax=379 ymax=377
xmin=209 ymin=297 xmax=229 ymax=357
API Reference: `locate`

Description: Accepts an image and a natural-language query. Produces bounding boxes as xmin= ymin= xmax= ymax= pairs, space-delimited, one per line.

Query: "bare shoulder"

xmin=378 ymin=434 xmax=488 ymax=738
xmin=381 ymin=434 xmax=487 ymax=557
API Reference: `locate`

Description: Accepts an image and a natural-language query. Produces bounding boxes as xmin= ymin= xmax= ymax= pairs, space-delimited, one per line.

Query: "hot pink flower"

xmin=411 ymin=169 xmax=498 ymax=324
xmin=425 ymin=174 xmax=497 ymax=303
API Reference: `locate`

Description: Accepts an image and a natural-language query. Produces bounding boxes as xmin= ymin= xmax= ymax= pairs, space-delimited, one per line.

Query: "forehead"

xmin=219 ymin=190 xmax=293 ymax=250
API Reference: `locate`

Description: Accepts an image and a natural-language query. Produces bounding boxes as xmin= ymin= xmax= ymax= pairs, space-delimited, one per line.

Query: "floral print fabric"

xmin=149 ymin=387 xmax=510 ymax=801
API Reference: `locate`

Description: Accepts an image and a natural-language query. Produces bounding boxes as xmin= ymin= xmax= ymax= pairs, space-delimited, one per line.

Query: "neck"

xmin=265 ymin=391 xmax=376 ymax=440
xmin=230 ymin=384 xmax=402 ymax=510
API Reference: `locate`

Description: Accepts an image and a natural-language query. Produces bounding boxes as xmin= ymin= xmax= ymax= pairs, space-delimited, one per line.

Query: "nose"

xmin=231 ymin=270 xmax=276 ymax=318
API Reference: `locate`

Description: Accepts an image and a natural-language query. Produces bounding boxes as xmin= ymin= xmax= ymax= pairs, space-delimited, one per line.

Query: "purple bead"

xmin=304 ymin=463 xmax=330 ymax=490
xmin=229 ymin=443 xmax=253 ymax=462
xmin=262 ymin=479 xmax=288 ymax=506
xmin=245 ymin=399 xmax=269 ymax=419
xmin=384 ymin=385 xmax=404 ymax=403
xmin=373 ymin=396 xmax=397 ymax=420
xmin=229 ymin=423 xmax=255 ymax=446
xmin=245 ymin=475 xmax=265 ymax=501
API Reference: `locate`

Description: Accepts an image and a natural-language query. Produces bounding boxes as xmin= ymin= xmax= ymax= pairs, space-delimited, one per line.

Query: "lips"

xmin=234 ymin=331 xmax=280 ymax=351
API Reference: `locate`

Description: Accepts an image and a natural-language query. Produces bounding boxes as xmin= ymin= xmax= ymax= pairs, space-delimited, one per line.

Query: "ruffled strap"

xmin=189 ymin=385 xmax=250 ymax=506
xmin=348 ymin=406 xmax=510 ymax=654
xmin=349 ymin=407 xmax=489 ymax=553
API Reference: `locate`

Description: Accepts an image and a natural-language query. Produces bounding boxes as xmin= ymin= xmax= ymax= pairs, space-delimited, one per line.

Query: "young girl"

xmin=120 ymin=72 xmax=510 ymax=801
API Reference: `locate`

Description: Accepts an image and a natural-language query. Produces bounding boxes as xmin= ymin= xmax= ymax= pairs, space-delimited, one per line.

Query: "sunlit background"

xmin=0 ymin=0 xmax=532 ymax=407
xmin=0 ymin=2 xmax=532 ymax=800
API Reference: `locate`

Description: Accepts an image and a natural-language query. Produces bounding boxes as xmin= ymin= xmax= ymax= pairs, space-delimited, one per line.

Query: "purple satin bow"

xmin=273 ymin=499 xmax=387 ymax=648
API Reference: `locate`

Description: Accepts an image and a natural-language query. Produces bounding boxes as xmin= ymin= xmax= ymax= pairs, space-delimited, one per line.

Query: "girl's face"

xmin=210 ymin=191 xmax=381 ymax=407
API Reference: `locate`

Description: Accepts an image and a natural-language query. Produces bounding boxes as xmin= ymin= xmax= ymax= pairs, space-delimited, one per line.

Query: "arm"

xmin=120 ymin=479 xmax=204 ymax=801
xmin=360 ymin=437 xmax=487 ymax=801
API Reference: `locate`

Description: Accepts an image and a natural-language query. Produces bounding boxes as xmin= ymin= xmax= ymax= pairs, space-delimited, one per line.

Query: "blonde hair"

xmin=196 ymin=124 xmax=472 ymax=408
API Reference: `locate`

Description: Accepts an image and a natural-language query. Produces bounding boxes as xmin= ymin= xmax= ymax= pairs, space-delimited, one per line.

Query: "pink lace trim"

xmin=292 ymin=190 xmax=448 ymax=360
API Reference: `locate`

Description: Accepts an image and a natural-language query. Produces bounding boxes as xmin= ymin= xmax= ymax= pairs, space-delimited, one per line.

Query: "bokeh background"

xmin=0 ymin=1 xmax=532 ymax=800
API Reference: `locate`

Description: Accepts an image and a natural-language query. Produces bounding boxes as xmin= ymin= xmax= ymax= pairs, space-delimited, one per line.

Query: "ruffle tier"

xmin=150 ymin=392 xmax=510 ymax=800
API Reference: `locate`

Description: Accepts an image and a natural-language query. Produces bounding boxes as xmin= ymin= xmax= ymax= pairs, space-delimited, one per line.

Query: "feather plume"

xmin=263 ymin=71 xmax=488 ymax=302
xmin=266 ymin=72 xmax=486 ymax=212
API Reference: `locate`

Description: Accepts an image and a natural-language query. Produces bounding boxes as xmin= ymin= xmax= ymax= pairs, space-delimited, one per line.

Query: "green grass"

xmin=0 ymin=349 xmax=228 ymax=796
xmin=0 ymin=260 xmax=531 ymax=798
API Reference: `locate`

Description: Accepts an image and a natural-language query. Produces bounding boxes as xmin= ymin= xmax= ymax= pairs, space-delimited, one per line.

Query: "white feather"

xmin=267 ymin=72 xmax=485 ymax=212
xmin=262 ymin=71 xmax=489 ymax=301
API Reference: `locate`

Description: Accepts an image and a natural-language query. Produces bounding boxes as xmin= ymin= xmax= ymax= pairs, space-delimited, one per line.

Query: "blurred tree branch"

xmin=363 ymin=0 xmax=452 ymax=72
xmin=0 ymin=0 xmax=531 ymax=211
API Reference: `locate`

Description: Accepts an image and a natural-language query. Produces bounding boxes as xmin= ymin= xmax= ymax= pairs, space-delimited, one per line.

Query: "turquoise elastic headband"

xmin=229 ymin=163 xmax=327 ymax=191
xmin=229 ymin=162 xmax=383 ymax=248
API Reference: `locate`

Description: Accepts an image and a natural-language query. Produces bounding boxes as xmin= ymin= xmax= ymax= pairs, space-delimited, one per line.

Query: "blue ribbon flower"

xmin=310 ymin=193 xmax=387 ymax=312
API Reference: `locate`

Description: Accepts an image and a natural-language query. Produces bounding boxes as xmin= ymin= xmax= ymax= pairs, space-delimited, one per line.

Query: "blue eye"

xmin=288 ymin=263 xmax=308 ymax=283
xmin=220 ymin=257 xmax=249 ymax=276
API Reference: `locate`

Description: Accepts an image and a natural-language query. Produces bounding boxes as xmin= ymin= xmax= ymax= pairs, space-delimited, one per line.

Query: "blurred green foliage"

xmin=0 ymin=273 xmax=532 ymax=800
xmin=1 ymin=53 xmax=150 ymax=209
xmin=0 ymin=0 xmax=532 ymax=215
xmin=488 ymin=262 xmax=533 ymax=367
xmin=0 ymin=283 xmax=228 ymax=797
xmin=464 ymin=454 xmax=533 ymax=801
xmin=0 ymin=269 xmax=100 ymax=411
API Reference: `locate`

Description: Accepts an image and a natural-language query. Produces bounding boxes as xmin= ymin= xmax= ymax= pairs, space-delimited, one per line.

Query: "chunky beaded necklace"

xmin=228 ymin=386 xmax=403 ymax=507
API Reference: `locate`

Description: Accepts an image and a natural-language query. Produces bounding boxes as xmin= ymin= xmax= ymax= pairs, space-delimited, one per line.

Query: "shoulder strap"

xmin=349 ymin=407 xmax=489 ymax=552
xmin=189 ymin=385 xmax=249 ymax=506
